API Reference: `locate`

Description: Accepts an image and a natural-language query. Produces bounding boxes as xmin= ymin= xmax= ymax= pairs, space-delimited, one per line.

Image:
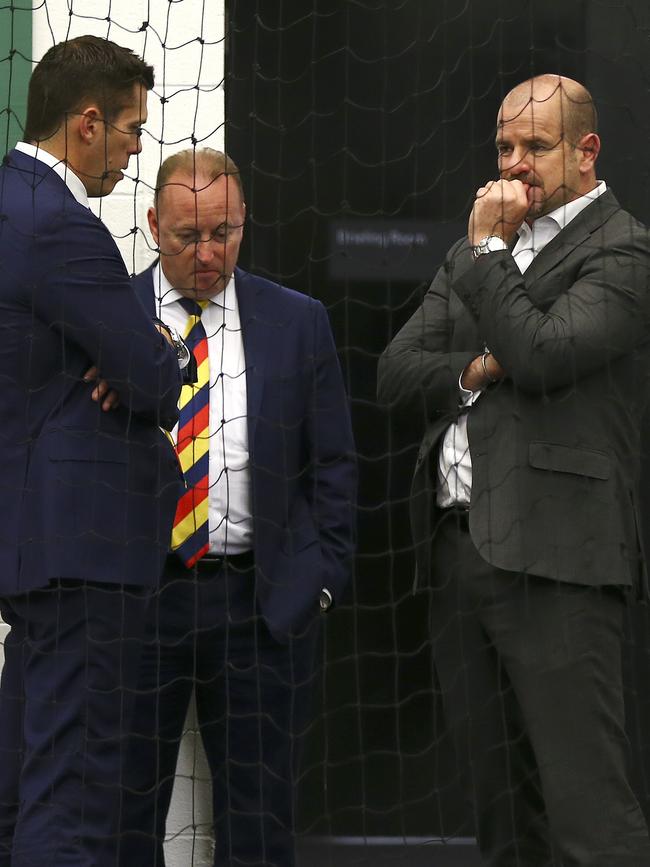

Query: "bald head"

xmin=493 ymin=74 xmax=601 ymax=218
xmin=500 ymin=75 xmax=597 ymax=147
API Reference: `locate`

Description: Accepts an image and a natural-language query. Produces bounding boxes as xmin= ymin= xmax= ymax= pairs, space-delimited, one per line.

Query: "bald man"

xmin=378 ymin=75 xmax=650 ymax=865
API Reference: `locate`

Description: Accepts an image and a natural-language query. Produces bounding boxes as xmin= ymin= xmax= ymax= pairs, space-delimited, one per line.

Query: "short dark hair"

xmin=25 ymin=35 xmax=154 ymax=142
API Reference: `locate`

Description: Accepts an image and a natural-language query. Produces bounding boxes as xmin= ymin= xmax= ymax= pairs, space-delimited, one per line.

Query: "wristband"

xmin=481 ymin=351 xmax=497 ymax=384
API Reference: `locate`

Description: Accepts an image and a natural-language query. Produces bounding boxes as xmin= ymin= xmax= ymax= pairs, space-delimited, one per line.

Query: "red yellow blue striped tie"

xmin=171 ymin=298 xmax=210 ymax=567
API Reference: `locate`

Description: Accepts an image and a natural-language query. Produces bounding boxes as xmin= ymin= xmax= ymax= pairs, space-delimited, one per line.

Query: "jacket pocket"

xmin=528 ymin=441 xmax=610 ymax=480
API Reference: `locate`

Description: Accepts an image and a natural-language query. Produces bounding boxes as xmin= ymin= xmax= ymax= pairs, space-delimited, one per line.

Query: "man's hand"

xmin=155 ymin=322 xmax=175 ymax=345
xmin=468 ymin=179 xmax=529 ymax=246
xmin=461 ymin=352 xmax=506 ymax=391
xmin=83 ymin=366 xmax=120 ymax=411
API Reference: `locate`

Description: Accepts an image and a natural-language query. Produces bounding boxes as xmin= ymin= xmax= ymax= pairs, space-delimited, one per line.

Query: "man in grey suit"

xmin=378 ymin=74 xmax=650 ymax=866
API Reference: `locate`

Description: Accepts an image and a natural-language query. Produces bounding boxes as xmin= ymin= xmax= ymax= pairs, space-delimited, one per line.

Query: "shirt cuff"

xmin=458 ymin=369 xmax=482 ymax=407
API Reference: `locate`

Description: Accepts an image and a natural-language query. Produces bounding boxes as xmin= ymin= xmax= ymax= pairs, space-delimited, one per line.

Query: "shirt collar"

xmin=518 ymin=180 xmax=608 ymax=243
xmin=14 ymin=141 xmax=90 ymax=208
xmin=152 ymin=261 xmax=236 ymax=311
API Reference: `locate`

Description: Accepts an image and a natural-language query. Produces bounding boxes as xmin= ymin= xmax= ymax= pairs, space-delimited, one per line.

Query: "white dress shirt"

xmin=153 ymin=264 xmax=253 ymax=554
xmin=436 ymin=181 xmax=608 ymax=508
xmin=14 ymin=141 xmax=90 ymax=207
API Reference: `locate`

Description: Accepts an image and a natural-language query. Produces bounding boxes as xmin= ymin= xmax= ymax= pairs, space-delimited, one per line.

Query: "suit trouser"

xmin=118 ymin=553 xmax=321 ymax=867
xmin=0 ymin=580 xmax=149 ymax=867
xmin=430 ymin=511 xmax=650 ymax=867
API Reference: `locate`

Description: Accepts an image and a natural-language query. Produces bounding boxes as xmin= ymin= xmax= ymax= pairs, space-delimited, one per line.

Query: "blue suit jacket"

xmin=0 ymin=149 xmax=184 ymax=595
xmin=132 ymin=264 xmax=357 ymax=638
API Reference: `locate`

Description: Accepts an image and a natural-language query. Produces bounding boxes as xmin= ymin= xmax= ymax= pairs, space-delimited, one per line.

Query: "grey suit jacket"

xmin=378 ymin=190 xmax=650 ymax=592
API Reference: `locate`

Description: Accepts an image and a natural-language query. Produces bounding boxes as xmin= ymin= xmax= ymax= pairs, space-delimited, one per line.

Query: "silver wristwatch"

xmin=168 ymin=326 xmax=192 ymax=370
xmin=319 ymin=588 xmax=332 ymax=611
xmin=471 ymin=235 xmax=508 ymax=260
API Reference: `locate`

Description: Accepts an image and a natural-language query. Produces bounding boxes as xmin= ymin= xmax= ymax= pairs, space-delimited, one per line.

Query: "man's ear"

xmin=147 ymin=206 xmax=160 ymax=247
xmin=78 ymin=105 xmax=103 ymax=144
xmin=577 ymin=132 xmax=600 ymax=173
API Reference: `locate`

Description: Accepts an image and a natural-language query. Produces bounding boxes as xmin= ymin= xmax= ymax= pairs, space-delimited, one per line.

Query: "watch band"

xmin=471 ymin=235 xmax=508 ymax=260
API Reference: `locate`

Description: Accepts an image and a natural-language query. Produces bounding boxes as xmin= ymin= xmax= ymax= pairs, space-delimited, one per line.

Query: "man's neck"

xmin=17 ymin=141 xmax=90 ymax=207
xmin=28 ymin=138 xmax=59 ymax=157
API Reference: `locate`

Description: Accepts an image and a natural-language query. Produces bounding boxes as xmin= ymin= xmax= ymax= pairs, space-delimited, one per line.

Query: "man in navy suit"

xmin=119 ymin=148 xmax=357 ymax=866
xmin=0 ymin=36 xmax=184 ymax=867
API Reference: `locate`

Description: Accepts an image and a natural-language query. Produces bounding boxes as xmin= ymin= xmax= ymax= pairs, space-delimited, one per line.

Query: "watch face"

xmin=473 ymin=236 xmax=506 ymax=258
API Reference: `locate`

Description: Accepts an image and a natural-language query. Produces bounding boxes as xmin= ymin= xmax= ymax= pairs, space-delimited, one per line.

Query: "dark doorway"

xmin=226 ymin=0 xmax=650 ymax=840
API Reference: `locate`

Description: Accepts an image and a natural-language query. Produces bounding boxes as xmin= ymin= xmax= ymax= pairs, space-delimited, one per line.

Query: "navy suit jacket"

xmin=0 ymin=149 xmax=183 ymax=595
xmin=132 ymin=264 xmax=357 ymax=638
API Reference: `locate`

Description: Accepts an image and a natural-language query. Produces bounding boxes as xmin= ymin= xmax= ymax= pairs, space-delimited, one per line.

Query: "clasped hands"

xmin=461 ymin=178 xmax=530 ymax=389
xmin=468 ymin=177 xmax=529 ymax=246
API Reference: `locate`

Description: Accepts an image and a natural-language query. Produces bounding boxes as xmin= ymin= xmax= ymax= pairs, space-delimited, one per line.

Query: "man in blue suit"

xmin=0 ymin=36 xmax=184 ymax=867
xmin=119 ymin=148 xmax=357 ymax=866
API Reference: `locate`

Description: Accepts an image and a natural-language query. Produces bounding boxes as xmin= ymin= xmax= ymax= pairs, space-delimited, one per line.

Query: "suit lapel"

xmin=235 ymin=268 xmax=273 ymax=445
xmin=131 ymin=261 xmax=157 ymax=315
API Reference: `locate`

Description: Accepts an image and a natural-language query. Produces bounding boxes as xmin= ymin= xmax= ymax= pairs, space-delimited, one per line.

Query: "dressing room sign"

xmin=329 ymin=219 xmax=463 ymax=281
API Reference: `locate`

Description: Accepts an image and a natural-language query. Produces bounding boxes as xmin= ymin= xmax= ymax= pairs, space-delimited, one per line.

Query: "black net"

xmin=1 ymin=2 xmax=650 ymax=866
xmin=227 ymin=1 xmax=650 ymax=865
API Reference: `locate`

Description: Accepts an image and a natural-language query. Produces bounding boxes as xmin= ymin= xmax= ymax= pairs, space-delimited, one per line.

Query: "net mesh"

xmin=1 ymin=1 xmax=650 ymax=866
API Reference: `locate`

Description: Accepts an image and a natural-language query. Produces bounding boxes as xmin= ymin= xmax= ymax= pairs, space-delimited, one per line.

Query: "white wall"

xmin=32 ymin=0 xmax=226 ymax=275
xmin=0 ymin=4 xmax=226 ymax=865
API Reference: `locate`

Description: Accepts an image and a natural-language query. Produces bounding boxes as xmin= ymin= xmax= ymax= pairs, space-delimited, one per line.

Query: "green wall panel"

xmin=0 ymin=4 xmax=31 ymax=151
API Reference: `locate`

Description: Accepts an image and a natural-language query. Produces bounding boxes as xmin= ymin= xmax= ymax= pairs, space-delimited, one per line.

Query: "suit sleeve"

xmin=377 ymin=245 xmax=477 ymax=420
xmin=32 ymin=208 xmax=182 ymax=423
xmin=306 ymin=300 xmax=357 ymax=604
xmin=452 ymin=224 xmax=650 ymax=395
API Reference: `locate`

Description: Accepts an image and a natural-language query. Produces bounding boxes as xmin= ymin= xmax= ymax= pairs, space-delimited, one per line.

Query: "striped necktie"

xmin=171 ymin=297 xmax=211 ymax=567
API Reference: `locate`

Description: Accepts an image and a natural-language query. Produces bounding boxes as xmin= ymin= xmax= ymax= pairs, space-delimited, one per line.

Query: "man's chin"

xmin=180 ymin=276 xmax=227 ymax=300
xmin=92 ymin=173 xmax=123 ymax=198
xmin=526 ymin=190 xmax=547 ymax=220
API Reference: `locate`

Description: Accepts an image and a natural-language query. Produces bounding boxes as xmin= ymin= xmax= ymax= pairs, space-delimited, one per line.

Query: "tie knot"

xmin=179 ymin=297 xmax=208 ymax=318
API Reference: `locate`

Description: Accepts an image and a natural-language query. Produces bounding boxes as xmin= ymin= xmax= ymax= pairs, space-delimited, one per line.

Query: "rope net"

xmin=1 ymin=2 xmax=650 ymax=866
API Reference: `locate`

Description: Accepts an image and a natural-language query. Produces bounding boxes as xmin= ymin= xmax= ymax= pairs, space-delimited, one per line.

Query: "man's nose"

xmin=195 ymin=238 xmax=220 ymax=263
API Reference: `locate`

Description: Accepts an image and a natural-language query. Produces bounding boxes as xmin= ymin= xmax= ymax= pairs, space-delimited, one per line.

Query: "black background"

xmin=225 ymin=0 xmax=650 ymax=837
